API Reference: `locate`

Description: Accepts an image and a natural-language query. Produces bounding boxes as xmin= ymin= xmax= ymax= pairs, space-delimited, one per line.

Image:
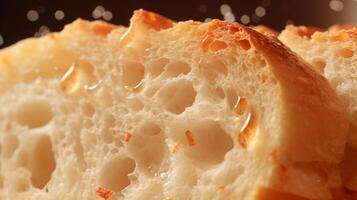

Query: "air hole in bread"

xmin=209 ymin=40 xmax=228 ymax=52
xmin=237 ymin=39 xmax=251 ymax=50
xmin=121 ymin=61 xmax=145 ymax=89
xmin=138 ymin=121 xmax=161 ymax=136
xmin=165 ymin=61 xmax=191 ymax=77
xmin=337 ymin=48 xmax=354 ymax=58
xmin=126 ymin=121 xmax=165 ymax=174
xmin=199 ymin=57 xmax=227 ymax=84
xmin=1 ymin=133 xmax=19 ymax=159
xmin=15 ymin=100 xmax=53 ymax=128
xmin=60 ymin=61 xmax=96 ymax=95
xmin=182 ymin=121 xmax=233 ymax=166
xmin=25 ymin=134 xmax=56 ymax=189
xmin=98 ymin=156 xmax=136 ymax=192
xmin=147 ymin=58 xmax=169 ymax=78
xmin=157 ymin=80 xmax=196 ymax=114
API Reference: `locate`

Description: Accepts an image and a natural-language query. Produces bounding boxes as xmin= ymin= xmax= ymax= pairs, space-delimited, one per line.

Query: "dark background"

xmin=0 ymin=0 xmax=356 ymax=48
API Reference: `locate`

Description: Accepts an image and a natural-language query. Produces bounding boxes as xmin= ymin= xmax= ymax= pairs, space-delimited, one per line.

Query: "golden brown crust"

xmin=284 ymin=25 xmax=323 ymax=39
xmin=254 ymin=187 xmax=316 ymax=200
xmin=254 ymin=25 xmax=279 ymax=38
xmin=331 ymin=188 xmax=357 ymax=200
xmin=297 ymin=26 xmax=322 ymax=38
xmin=66 ymin=18 xmax=118 ymax=36
xmin=132 ymin=9 xmax=174 ymax=31
xmin=255 ymin=187 xmax=357 ymax=200
xmin=283 ymin=24 xmax=357 ymax=43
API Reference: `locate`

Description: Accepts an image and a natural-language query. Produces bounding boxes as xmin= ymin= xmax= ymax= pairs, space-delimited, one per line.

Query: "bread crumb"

xmin=92 ymin=22 xmax=117 ymax=36
xmin=185 ymin=130 xmax=195 ymax=146
xmin=124 ymin=132 xmax=132 ymax=142
xmin=96 ymin=187 xmax=113 ymax=200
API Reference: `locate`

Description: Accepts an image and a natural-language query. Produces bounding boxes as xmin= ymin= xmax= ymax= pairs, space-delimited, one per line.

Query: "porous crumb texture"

xmin=279 ymin=26 xmax=357 ymax=192
xmin=0 ymin=10 xmax=348 ymax=200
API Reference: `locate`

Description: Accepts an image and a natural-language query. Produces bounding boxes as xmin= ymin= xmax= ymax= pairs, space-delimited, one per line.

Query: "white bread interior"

xmin=279 ymin=25 xmax=357 ymax=193
xmin=0 ymin=10 xmax=349 ymax=200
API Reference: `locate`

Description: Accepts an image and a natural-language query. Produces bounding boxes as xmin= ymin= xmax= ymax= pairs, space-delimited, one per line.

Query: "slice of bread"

xmin=279 ymin=25 xmax=357 ymax=193
xmin=0 ymin=10 xmax=348 ymax=200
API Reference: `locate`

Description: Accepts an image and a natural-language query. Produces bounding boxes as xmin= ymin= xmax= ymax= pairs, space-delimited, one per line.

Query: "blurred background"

xmin=0 ymin=0 xmax=356 ymax=48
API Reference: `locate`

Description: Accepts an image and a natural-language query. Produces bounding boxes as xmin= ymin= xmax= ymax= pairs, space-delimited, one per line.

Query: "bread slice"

xmin=0 ymin=10 xmax=348 ymax=200
xmin=279 ymin=25 xmax=357 ymax=193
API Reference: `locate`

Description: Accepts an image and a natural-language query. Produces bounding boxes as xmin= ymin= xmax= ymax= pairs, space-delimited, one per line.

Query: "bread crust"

xmin=253 ymin=25 xmax=279 ymax=38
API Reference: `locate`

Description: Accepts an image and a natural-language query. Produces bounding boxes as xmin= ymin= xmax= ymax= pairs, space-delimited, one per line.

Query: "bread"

xmin=253 ymin=25 xmax=279 ymax=38
xmin=329 ymin=24 xmax=357 ymax=32
xmin=279 ymin=25 xmax=357 ymax=193
xmin=0 ymin=10 xmax=348 ymax=200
